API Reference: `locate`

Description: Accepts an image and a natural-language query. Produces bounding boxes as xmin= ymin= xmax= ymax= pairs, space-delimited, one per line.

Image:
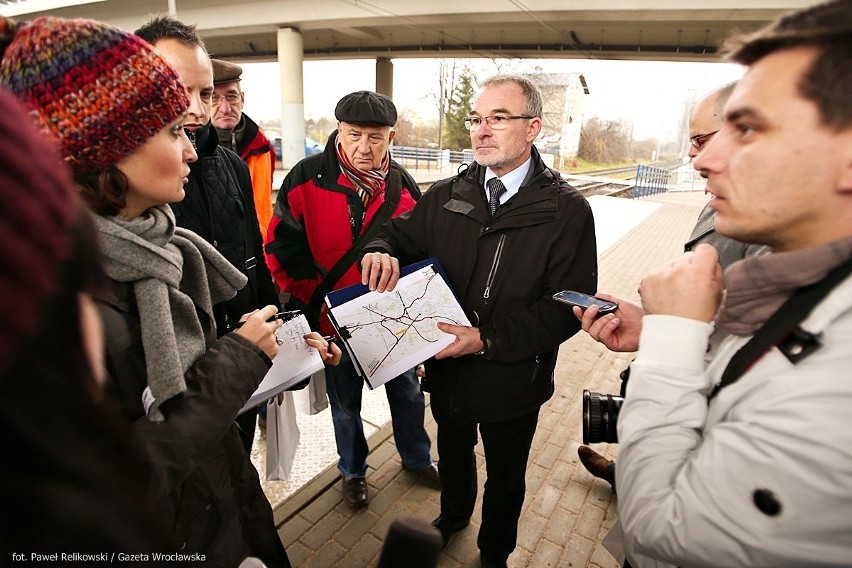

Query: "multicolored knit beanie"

xmin=0 ymin=16 xmax=188 ymax=174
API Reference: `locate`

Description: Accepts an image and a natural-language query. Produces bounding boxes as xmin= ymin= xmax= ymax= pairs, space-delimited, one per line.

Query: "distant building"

xmin=525 ymin=72 xmax=589 ymax=160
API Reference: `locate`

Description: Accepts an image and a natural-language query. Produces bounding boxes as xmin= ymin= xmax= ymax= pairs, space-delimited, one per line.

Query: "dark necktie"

xmin=487 ymin=178 xmax=506 ymax=215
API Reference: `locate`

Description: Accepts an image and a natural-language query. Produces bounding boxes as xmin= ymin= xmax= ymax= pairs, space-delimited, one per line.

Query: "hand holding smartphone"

xmin=552 ymin=290 xmax=618 ymax=315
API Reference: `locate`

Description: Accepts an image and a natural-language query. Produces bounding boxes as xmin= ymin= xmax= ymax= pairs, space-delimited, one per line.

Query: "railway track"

xmin=416 ymin=161 xmax=682 ymax=195
xmin=571 ymin=165 xmax=637 ymax=178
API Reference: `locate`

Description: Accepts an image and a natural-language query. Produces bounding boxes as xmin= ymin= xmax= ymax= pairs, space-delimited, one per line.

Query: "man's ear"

xmin=388 ymin=129 xmax=397 ymax=143
xmin=839 ymin=130 xmax=852 ymax=193
xmin=526 ymin=117 xmax=542 ymax=143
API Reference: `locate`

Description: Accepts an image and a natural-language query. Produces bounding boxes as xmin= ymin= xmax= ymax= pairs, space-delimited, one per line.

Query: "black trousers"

xmin=432 ymin=403 xmax=540 ymax=559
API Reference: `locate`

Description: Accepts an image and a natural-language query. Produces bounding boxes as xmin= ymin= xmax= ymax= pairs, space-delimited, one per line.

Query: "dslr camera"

xmin=582 ymin=390 xmax=623 ymax=444
xmin=581 ymin=367 xmax=629 ymax=444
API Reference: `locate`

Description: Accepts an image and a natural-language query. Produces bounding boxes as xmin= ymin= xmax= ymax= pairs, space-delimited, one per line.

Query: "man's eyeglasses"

xmin=464 ymin=114 xmax=534 ymax=131
xmin=211 ymin=92 xmax=242 ymax=106
xmin=688 ymin=130 xmax=719 ymax=150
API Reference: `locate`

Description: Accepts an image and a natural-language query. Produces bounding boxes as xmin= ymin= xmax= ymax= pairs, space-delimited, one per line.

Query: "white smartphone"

xmin=552 ymin=290 xmax=618 ymax=315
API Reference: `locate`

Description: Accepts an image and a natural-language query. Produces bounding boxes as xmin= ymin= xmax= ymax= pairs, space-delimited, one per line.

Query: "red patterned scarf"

xmin=335 ymin=134 xmax=390 ymax=207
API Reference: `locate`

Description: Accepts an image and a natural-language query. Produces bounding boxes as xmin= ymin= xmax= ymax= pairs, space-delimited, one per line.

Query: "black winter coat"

xmin=366 ymin=148 xmax=598 ymax=422
xmin=175 ymin=123 xmax=279 ymax=334
xmin=97 ymin=280 xmax=290 ymax=567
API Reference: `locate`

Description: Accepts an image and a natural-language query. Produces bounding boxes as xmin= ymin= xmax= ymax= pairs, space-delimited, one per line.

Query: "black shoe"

xmin=431 ymin=514 xmax=469 ymax=550
xmin=480 ymin=552 xmax=508 ymax=568
xmin=406 ymin=463 xmax=441 ymax=489
xmin=342 ymin=477 xmax=369 ymax=508
xmin=421 ymin=463 xmax=441 ymax=488
xmin=578 ymin=445 xmax=616 ymax=492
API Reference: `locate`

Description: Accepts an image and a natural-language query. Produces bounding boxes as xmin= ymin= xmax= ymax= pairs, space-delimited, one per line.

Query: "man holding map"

xmin=361 ymin=74 xmax=597 ymax=567
xmin=265 ymin=91 xmax=439 ymax=509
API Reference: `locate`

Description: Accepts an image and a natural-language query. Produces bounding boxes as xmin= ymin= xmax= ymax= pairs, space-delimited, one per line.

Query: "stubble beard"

xmin=474 ymin=144 xmax=525 ymax=172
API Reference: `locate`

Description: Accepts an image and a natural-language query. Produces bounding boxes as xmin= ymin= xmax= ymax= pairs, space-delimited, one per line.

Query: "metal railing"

xmin=632 ymin=164 xmax=674 ymax=198
xmin=390 ymin=146 xmax=474 ymax=170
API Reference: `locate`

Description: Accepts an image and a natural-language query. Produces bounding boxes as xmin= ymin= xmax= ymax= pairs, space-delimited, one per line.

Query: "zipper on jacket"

xmin=531 ymin=355 xmax=540 ymax=383
xmin=483 ymin=234 xmax=506 ymax=302
xmin=347 ymin=203 xmax=357 ymax=240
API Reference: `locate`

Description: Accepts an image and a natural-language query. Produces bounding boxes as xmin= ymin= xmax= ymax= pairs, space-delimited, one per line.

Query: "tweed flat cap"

xmin=335 ymin=90 xmax=397 ymax=126
xmin=212 ymin=58 xmax=242 ymax=84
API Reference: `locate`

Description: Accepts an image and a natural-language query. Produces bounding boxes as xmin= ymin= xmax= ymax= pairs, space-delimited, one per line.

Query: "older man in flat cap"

xmin=211 ymin=58 xmax=276 ymax=240
xmin=266 ymin=91 xmax=439 ymax=508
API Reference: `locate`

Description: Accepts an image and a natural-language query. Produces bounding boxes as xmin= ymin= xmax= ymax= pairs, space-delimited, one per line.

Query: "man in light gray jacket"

xmin=577 ymin=81 xmax=767 ymax=489
xmin=614 ymin=1 xmax=852 ymax=566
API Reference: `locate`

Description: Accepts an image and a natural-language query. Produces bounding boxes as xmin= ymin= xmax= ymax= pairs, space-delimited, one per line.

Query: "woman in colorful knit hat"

xmin=0 ymin=16 xmax=337 ymax=567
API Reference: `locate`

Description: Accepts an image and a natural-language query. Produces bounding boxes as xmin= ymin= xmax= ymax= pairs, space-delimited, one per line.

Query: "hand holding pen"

xmin=225 ymin=309 xmax=302 ymax=331
xmin=304 ymin=332 xmax=342 ymax=366
xmin=230 ymin=306 xmax=293 ymax=359
xmin=227 ymin=309 xmax=342 ymax=365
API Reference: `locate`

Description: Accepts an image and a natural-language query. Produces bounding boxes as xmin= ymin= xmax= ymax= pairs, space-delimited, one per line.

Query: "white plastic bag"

xmin=265 ymin=392 xmax=300 ymax=481
xmin=308 ymin=369 xmax=328 ymax=414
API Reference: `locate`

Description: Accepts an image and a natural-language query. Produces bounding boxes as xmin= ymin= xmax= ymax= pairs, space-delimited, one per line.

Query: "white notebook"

xmin=239 ymin=314 xmax=324 ymax=414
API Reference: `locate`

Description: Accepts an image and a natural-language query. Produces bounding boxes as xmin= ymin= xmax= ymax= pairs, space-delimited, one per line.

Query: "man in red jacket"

xmin=211 ymin=59 xmax=275 ymax=240
xmin=265 ymin=91 xmax=439 ymax=508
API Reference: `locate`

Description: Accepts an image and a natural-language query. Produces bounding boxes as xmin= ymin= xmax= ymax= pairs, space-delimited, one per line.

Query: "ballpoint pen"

xmin=225 ymin=309 xmax=302 ymax=331
xmin=319 ymin=335 xmax=339 ymax=359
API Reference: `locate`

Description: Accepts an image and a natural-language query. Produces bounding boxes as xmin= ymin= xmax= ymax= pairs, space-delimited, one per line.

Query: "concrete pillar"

xmin=277 ymin=27 xmax=305 ymax=169
xmin=376 ymin=57 xmax=393 ymax=99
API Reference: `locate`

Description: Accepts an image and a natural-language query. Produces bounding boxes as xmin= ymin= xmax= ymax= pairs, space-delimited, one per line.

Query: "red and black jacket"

xmin=265 ymin=131 xmax=419 ymax=334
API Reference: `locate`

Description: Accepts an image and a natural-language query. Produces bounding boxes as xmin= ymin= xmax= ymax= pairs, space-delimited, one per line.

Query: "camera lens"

xmin=582 ymin=389 xmax=623 ymax=444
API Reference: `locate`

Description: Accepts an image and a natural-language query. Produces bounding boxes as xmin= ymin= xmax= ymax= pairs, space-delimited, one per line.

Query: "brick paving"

xmin=271 ymin=190 xmax=710 ymax=568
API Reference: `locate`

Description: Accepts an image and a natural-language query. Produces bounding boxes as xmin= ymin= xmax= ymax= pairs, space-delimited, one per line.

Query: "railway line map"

xmin=327 ymin=261 xmax=470 ymax=388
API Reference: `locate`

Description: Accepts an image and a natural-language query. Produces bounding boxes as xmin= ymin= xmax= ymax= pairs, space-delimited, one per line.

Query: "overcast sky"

xmin=239 ymin=57 xmax=744 ymax=142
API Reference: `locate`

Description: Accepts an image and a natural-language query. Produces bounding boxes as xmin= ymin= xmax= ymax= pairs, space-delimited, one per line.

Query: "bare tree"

xmin=677 ymin=90 xmax=699 ymax=158
xmin=306 ymin=117 xmax=336 ymax=144
xmin=393 ymin=114 xmax=417 ymax=147
xmin=431 ymin=59 xmax=460 ymax=150
xmin=578 ymin=117 xmax=633 ymax=163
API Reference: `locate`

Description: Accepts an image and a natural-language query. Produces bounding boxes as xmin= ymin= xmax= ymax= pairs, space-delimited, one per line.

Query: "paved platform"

xmin=255 ymin=189 xmax=711 ymax=568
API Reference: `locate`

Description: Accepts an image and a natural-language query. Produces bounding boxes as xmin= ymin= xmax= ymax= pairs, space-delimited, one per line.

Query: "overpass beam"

xmin=277 ymin=27 xmax=306 ymax=169
xmin=376 ymin=57 xmax=393 ymax=99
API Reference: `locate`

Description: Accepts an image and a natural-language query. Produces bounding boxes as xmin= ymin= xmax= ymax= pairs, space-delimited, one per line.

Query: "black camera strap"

xmin=709 ymin=255 xmax=852 ymax=401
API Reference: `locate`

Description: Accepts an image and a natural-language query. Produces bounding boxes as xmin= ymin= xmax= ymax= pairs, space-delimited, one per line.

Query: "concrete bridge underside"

xmin=9 ymin=0 xmax=813 ymax=165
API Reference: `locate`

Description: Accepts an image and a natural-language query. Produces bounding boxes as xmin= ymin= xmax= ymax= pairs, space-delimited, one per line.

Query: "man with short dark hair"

xmin=211 ymin=59 xmax=276 ymax=240
xmin=265 ymin=91 xmax=439 ymax=509
xmin=136 ymin=16 xmax=280 ymax=454
xmin=361 ymin=74 xmax=597 ymax=567
xmin=611 ymin=1 xmax=852 ymax=565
